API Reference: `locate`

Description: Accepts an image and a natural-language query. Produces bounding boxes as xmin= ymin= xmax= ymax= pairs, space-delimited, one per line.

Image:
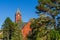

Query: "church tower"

xmin=15 ymin=9 xmax=22 ymax=23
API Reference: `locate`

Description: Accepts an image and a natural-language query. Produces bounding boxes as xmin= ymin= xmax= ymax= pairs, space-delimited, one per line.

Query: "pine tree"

xmin=11 ymin=20 xmax=23 ymax=40
xmin=27 ymin=0 xmax=60 ymax=40
xmin=2 ymin=17 xmax=14 ymax=40
xmin=36 ymin=0 xmax=60 ymax=29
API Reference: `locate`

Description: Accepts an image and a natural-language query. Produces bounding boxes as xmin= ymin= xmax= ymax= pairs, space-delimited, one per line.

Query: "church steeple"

xmin=15 ymin=8 xmax=22 ymax=23
xmin=16 ymin=8 xmax=20 ymax=14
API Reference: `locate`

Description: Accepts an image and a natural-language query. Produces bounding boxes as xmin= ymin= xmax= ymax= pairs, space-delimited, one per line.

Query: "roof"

xmin=16 ymin=8 xmax=20 ymax=13
xmin=16 ymin=8 xmax=21 ymax=16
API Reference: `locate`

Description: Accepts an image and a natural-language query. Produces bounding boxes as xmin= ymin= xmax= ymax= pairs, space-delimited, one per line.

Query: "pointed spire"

xmin=16 ymin=8 xmax=20 ymax=14
xmin=15 ymin=8 xmax=22 ymax=23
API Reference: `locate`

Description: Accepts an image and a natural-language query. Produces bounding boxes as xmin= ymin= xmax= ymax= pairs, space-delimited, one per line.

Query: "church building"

xmin=15 ymin=9 xmax=31 ymax=40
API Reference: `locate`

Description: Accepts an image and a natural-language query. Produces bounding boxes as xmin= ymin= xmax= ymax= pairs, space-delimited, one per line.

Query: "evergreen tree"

xmin=27 ymin=0 xmax=60 ymax=40
xmin=36 ymin=0 xmax=60 ymax=29
xmin=11 ymin=20 xmax=23 ymax=40
xmin=27 ymin=15 xmax=51 ymax=40
xmin=2 ymin=17 xmax=23 ymax=40
xmin=2 ymin=17 xmax=14 ymax=40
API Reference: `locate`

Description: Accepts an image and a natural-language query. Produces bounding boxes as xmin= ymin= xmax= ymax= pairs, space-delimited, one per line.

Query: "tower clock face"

xmin=18 ymin=14 xmax=19 ymax=16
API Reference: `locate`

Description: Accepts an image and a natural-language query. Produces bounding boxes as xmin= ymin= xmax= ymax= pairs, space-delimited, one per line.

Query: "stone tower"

xmin=15 ymin=9 xmax=22 ymax=23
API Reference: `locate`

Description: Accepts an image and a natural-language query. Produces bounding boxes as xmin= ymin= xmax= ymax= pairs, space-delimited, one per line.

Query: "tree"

xmin=28 ymin=16 xmax=52 ymax=40
xmin=2 ymin=17 xmax=14 ymax=40
xmin=36 ymin=0 xmax=60 ymax=40
xmin=11 ymin=20 xmax=23 ymax=40
xmin=2 ymin=17 xmax=23 ymax=40
xmin=36 ymin=0 xmax=60 ymax=29
xmin=27 ymin=0 xmax=60 ymax=40
xmin=50 ymin=30 xmax=60 ymax=40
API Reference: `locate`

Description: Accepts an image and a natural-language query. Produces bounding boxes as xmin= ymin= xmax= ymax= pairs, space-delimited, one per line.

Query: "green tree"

xmin=36 ymin=0 xmax=60 ymax=40
xmin=2 ymin=17 xmax=14 ymax=40
xmin=27 ymin=16 xmax=51 ymax=40
xmin=50 ymin=30 xmax=60 ymax=40
xmin=11 ymin=23 xmax=23 ymax=40
xmin=36 ymin=0 xmax=60 ymax=29
xmin=27 ymin=0 xmax=60 ymax=40
xmin=11 ymin=20 xmax=23 ymax=40
xmin=2 ymin=17 xmax=23 ymax=40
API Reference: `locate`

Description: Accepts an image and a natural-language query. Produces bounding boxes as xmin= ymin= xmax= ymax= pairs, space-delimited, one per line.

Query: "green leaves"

xmin=27 ymin=0 xmax=60 ymax=40
xmin=50 ymin=30 xmax=60 ymax=40
xmin=2 ymin=17 xmax=23 ymax=40
xmin=2 ymin=17 xmax=14 ymax=40
xmin=11 ymin=21 xmax=23 ymax=40
xmin=36 ymin=0 xmax=60 ymax=19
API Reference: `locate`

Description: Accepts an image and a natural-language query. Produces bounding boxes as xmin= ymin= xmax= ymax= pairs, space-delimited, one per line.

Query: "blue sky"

xmin=0 ymin=0 xmax=38 ymax=29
